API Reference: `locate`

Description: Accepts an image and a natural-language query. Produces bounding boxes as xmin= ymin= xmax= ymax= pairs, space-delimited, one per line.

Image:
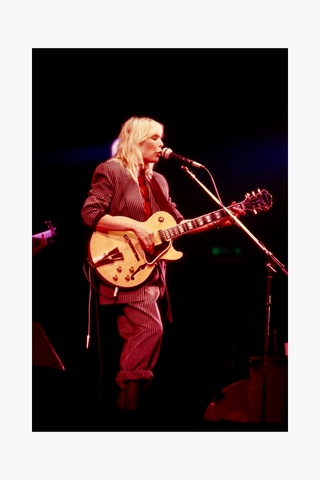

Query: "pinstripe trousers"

xmin=115 ymin=285 xmax=163 ymax=389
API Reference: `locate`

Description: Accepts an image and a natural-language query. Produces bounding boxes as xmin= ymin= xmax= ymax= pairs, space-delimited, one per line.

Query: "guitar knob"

xmin=129 ymin=266 xmax=135 ymax=273
xmin=113 ymin=275 xmax=118 ymax=281
xmin=125 ymin=275 xmax=130 ymax=281
xmin=117 ymin=266 xmax=122 ymax=273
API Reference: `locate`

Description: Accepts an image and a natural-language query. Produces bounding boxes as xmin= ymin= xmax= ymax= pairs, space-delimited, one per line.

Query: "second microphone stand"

xmin=181 ymin=165 xmax=288 ymax=424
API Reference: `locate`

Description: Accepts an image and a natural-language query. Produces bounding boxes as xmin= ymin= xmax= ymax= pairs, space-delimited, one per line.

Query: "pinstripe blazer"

xmin=81 ymin=160 xmax=183 ymax=305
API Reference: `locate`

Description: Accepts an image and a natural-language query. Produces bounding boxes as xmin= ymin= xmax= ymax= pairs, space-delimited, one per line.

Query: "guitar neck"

xmin=161 ymin=203 xmax=241 ymax=241
xmin=32 ymin=230 xmax=53 ymax=242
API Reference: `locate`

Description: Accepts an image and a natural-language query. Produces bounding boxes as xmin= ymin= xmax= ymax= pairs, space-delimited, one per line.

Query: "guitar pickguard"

xmin=144 ymin=239 xmax=171 ymax=264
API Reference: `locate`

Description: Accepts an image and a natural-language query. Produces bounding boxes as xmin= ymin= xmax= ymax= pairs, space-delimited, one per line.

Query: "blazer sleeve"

xmin=81 ymin=161 xmax=116 ymax=229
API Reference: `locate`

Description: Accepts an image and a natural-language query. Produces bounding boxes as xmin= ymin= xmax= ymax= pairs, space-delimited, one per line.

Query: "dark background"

xmin=32 ymin=48 xmax=288 ymax=431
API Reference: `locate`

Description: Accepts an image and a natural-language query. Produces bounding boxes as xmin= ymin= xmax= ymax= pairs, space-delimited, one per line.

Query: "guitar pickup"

xmin=93 ymin=247 xmax=124 ymax=266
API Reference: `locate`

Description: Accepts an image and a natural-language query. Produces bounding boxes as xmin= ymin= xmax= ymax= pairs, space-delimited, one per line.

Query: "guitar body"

xmin=89 ymin=211 xmax=183 ymax=289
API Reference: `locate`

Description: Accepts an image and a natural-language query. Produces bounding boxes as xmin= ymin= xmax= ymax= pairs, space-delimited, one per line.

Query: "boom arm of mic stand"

xmin=181 ymin=166 xmax=288 ymax=276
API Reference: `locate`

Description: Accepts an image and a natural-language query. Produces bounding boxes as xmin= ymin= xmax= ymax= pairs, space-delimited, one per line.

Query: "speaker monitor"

xmin=204 ymin=357 xmax=288 ymax=425
xmin=204 ymin=379 xmax=249 ymax=423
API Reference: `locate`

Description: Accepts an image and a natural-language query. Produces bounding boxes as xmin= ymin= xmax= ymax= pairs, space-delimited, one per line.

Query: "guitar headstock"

xmin=44 ymin=220 xmax=57 ymax=244
xmin=241 ymin=189 xmax=273 ymax=214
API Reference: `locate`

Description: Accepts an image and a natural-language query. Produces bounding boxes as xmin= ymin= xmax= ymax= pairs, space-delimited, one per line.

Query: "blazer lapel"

xmin=122 ymin=172 xmax=145 ymax=222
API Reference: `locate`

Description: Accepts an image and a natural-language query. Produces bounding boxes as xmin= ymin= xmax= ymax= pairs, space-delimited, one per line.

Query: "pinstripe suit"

xmin=81 ymin=160 xmax=183 ymax=389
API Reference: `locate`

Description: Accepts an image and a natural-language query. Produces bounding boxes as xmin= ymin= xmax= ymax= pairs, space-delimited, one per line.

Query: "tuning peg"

xmin=253 ymin=209 xmax=257 ymax=215
xmin=245 ymin=193 xmax=250 ymax=198
xmin=257 ymin=188 xmax=261 ymax=193
xmin=252 ymin=191 xmax=255 ymax=195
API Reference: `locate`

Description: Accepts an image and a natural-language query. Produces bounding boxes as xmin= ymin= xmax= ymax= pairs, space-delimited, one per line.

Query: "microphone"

xmin=161 ymin=148 xmax=205 ymax=169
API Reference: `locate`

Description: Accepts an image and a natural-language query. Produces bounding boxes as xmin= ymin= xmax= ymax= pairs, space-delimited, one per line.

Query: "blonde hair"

xmin=112 ymin=116 xmax=164 ymax=182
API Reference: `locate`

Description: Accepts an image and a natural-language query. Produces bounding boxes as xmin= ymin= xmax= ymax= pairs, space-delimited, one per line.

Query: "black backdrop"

xmin=32 ymin=48 xmax=288 ymax=431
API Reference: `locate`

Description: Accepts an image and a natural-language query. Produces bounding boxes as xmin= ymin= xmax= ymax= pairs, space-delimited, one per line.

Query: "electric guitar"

xmin=89 ymin=189 xmax=272 ymax=289
xmin=32 ymin=221 xmax=56 ymax=249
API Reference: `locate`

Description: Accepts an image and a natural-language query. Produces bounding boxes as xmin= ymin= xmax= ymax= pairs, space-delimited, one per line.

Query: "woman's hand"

xmin=133 ymin=223 xmax=155 ymax=255
xmin=218 ymin=201 xmax=246 ymax=227
xmin=96 ymin=214 xmax=155 ymax=255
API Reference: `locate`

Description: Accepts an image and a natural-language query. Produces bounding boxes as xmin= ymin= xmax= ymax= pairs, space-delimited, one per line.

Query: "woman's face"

xmin=140 ymin=133 xmax=164 ymax=165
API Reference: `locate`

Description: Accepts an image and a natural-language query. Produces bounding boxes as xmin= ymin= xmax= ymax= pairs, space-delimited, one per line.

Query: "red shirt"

xmin=138 ymin=171 xmax=151 ymax=220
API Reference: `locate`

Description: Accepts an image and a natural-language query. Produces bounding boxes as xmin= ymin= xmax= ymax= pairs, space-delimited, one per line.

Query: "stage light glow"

xmin=111 ymin=138 xmax=119 ymax=157
xmin=211 ymin=247 xmax=242 ymax=256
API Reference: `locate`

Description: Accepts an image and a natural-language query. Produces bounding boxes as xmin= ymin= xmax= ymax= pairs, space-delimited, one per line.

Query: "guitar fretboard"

xmin=160 ymin=204 xmax=241 ymax=241
xmin=32 ymin=230 xmax=53 ymax=241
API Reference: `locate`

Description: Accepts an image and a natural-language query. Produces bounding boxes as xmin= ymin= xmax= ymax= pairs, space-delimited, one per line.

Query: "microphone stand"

xmin=181 ymin=166 xmax=288 ymax=424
